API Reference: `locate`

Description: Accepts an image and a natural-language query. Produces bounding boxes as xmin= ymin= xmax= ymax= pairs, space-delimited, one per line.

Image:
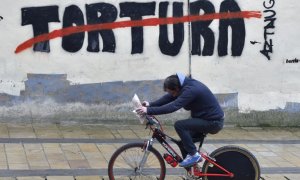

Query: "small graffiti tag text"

xmin=286 ymin=58 xmax=299 ymax=63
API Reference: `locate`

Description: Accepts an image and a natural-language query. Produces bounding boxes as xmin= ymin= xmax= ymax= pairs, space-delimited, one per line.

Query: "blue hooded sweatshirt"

xmin=147 ymin=73 xmax=224 ymax=121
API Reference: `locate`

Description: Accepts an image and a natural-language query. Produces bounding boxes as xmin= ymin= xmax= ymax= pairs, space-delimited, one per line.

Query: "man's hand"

xmin=142 ymin=101 xmax=149 ymax=107
xmin=136 ymin=106 xmax=147 ymax=116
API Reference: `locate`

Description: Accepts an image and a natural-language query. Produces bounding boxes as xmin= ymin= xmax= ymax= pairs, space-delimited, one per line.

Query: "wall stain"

xmin=0 ymin=73 xmax=237 ymax=108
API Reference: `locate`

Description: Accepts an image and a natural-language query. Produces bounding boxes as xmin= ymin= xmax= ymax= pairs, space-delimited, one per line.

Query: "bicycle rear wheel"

xmin=108 ymin=142 xmax=166 ymax=180
xmin=202 ymin=145 xmax=260 ymax=180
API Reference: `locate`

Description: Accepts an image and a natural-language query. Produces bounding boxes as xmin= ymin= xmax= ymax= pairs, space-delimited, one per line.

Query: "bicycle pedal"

xmin=187 ymin=168 xmax=202 ymax=179
xmin=188 ymin=164 xmax=202 ymax=175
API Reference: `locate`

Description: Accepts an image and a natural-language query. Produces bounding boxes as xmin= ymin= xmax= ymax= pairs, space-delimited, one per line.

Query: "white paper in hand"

xmin=132 ymin=94 xmax=145 ymax=124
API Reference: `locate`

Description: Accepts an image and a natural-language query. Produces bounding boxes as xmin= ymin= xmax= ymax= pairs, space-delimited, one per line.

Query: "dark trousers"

xmin=174 ymin=118 xmax=224 ymax=156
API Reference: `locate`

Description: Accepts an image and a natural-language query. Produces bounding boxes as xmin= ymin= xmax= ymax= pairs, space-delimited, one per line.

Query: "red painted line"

xmin=15 ymin=11 xmax=261 ymax=54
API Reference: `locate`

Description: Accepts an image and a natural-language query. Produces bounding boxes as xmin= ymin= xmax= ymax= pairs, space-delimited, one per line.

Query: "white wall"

xmin=191 ymin=0 xmax=300 ymax=112
xmin=0 ymin=0 xmax=299 ymax=119
xmin=0 ymin=0 xmax=189 ymax=95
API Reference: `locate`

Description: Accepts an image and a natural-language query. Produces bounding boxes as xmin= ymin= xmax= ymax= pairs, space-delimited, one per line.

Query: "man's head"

xmin=164 ymin=75 xmax=181 ymax=97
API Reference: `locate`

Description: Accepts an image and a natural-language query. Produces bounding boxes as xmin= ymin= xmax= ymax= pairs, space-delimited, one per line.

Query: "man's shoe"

xmin=179 ymin=152 xmax=202 ymax=167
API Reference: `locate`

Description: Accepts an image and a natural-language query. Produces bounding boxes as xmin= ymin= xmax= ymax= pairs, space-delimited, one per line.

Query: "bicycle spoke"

xmin=109 ymin=143 xmax=165 ymax=179
xmin=122 ymin=149 xmax=143 ymax=168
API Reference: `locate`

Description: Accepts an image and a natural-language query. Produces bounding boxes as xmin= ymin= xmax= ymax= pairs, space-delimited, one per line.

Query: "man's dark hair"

xmin=163 ymin=75 xmax=180 ymax=91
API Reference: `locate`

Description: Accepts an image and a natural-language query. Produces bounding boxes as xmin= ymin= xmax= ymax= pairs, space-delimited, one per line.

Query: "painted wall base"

xmin=0 ymin=74 xmax=299 ymax=127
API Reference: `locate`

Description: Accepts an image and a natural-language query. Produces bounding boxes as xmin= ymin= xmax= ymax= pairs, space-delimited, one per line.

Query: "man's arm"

xmin=147 ymin=87 xmax=195 ymax=115
xmin=149 ymin=93 xmax=175 ymax=107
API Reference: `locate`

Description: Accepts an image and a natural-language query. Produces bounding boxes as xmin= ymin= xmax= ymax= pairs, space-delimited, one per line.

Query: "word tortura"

xmin=18 ymin=0 xmax=260 ymax=56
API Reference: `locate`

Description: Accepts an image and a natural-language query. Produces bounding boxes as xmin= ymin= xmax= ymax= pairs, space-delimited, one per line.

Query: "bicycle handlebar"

xmin=145 ymin=115 xmax=158 ymax=125
xmin=144 ymin=115 xmax=164 ymax=132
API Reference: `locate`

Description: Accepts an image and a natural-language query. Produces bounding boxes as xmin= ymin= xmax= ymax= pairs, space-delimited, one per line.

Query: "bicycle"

xmin=108 ymin=112 xmax=260 ymax=179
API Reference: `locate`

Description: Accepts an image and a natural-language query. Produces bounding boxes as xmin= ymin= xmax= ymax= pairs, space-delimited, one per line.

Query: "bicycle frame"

xmin=199 ymin=153 xmax=234 ymax=178
xmin=143 ymin=115 xmax=234 ymax=178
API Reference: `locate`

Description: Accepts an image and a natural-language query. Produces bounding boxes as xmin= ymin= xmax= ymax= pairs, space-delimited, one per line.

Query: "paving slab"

xmin=16 ymin=177 xmax=44 ymax=180
xmin=46 ymin=176 xmax=74 ymax=180
xmin=261 ymin=174 xmax=300 ymax=180
xmin=75 ymin=176 xmax=102 ymax=180
xmin=0 ymin=178 xmax=15 ymax=180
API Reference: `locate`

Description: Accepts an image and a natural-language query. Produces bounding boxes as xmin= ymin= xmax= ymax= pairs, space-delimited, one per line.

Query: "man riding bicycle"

xmin=136 ymin=73 xmax=224 ymax=167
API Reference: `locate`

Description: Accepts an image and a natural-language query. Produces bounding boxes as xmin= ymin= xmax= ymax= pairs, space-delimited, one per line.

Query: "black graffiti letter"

xmin=260 ymin=39 xmax=273 ymax=60
xmin=263 ymin=0 xmax=275 ymax=9
xmin=218 ymin=0 xmax=245 ymax=56
xmin=120 ymin=2 xmax=156 ymax=54
xmin=21 ymin=6 xmax=60 ymax=52
xmin=260 ymin=9 xmax=276 ymax=60
xmin=190 ymin=0 xmax=215 ymax=56
xmin=86 ymin=3 xmax=117 ymax=53
xmin=62 ymin=5 xmax=85 ymax=52
xmin=159 ymin=2 xmax=184 ymax=56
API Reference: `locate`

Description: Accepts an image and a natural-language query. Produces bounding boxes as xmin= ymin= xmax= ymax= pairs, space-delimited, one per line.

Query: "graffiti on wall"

xmin=260 ymin=0 xmax=276 ymax=60
xmin=15 ymin=0 xmax=262 ymax=57
xmin=286 ymin=58 xmax=299 ymax=63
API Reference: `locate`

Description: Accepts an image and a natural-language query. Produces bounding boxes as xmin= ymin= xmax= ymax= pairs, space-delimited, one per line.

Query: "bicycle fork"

xmin=137 ymin=138 xmax=154 ymax=173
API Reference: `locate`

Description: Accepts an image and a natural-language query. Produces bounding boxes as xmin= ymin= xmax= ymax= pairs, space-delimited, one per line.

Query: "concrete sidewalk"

xmin=0 ymin=122 xmax=299 ymax=179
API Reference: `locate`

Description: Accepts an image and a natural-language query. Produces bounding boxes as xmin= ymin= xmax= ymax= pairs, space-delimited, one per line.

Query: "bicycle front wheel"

xmin=108 ymin=142 xmax=166 ymax=180
xmin=202 ymin=145 xmax=260 ymax=180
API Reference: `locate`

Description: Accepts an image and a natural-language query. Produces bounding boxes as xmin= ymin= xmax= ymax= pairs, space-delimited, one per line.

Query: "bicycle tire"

xmin=108 ymin=142 xmax=166 ymax=180
xmin=202 ymin=145 xmax=260 ymax=180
